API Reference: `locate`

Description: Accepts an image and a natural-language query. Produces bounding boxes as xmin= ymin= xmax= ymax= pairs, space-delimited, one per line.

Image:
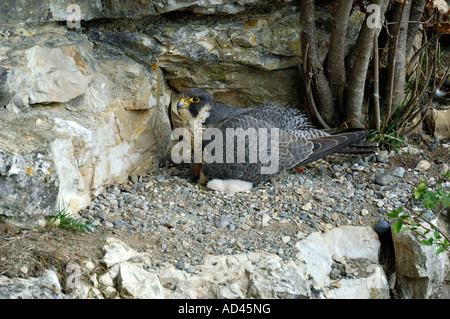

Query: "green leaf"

xmin=414 ymin=190 xmax=421 ymax=200
xmin=442 ymin=195 xmax=450 ymax=207
xmin=436 ymin=247 xmax=445 ymax=254
xmin=386 ymin=211 xmax=398 ymax=218
xmin=386 ymin=212 xmax=399 ymax=218
xmin=393 ymin=221 xmax=403 ymax=234
xmin=400 ymin=214 xmax=410 ymax=221
xmin=442 ymin=170 xmax=450 ymax=179
xmin=421 ymin=240 xmax=432 ymax=246
xmin=415 ymin=180 xmax=428 ymax=199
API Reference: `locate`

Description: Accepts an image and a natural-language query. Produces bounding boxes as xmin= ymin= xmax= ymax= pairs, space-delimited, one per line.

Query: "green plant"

xmin=367 ymin=129 xmax=406 ymax=150
xmin=387 ymin=171 xmax=450 ymax=254
xmin=46 ymin=205 xmax=98 ymax=233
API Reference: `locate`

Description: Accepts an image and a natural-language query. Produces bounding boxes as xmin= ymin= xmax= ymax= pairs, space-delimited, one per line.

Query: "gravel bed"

xmin=74 ymin=153 xmax=448 ymax=272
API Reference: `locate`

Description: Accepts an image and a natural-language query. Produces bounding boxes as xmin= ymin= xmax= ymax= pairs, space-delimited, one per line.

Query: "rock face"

xmin=89 ymin=4 xmax=305 ymax=109
xmin=0 ymin=26 xmax=172 ymax=227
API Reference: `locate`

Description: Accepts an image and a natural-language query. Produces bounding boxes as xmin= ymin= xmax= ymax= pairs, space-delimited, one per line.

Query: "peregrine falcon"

xmin=176 ymin=88 xmax=377 ymax=191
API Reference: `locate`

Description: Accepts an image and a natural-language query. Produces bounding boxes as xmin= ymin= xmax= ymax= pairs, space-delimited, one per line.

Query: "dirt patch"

xmin=388 ymin=134 xmax=450 ymax=175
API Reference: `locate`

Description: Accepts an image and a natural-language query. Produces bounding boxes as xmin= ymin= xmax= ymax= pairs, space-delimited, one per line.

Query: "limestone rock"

xmin=157 ymin=253 xmax=311 ymax=299
xmin=0 ymin=225 xmax=397 ymax=299
xmin=1 ymin=29 xmax=97 ymax=113
xmin=295 ymin=226 xmax=390 ymax=299
xmin=1 ymin=1 xmax=103 ymax=24
xmin=426 ymin=109 xmax=450 ymax=141
xmin=25 ymin=45 xmax=94 ymax=106
xmin=0 ymin=270 xmax=63 ymax=299
xmin=2 ymin=0 xmax=297 ymax=24
xmin=149 ymin=13 xmax=303 ymax=108
xmin=89 ymin=31 xmax=165 ymax=67
xmin=118 ymin=262 xmax=164 ymax=299
xmin=97 ymin=237 xmax=312 ymax=299
xmin=0 ymin=135 xmax=59 ymax=228
xmin=97 ymin=230 xmax=389 ymax=299
xmin=88 ymin=4 xmax=304 ymax=109
xmin=392 ymin=226 xmax=450 ymax=298
xmin=102 ymin=238 xmax=139 ymax=268
xmin=100 ymin=0 xmax=158 ymax=18
xmin=101 ymin=238 xmax=156 ymax=299
xmin=158 ymin=266 xmax=212 ymax=299
xmin=327 ymin=266 xmax=388 ymax=299
xmin=153 ymin=0 xmax=295 ymax=15
xmin=99 ymin=59 xmax=155 ymax=111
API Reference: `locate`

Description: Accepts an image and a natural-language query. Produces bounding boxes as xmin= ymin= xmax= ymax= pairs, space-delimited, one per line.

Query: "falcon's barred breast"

xmin=176 ymin=88 xmax=377 ymax=185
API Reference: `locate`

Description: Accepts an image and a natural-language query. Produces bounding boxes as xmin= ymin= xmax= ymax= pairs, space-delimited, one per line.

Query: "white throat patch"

xmin=183 ymin=104 xmax=211 ymax=135
xmin=179 ymin=104 xmax=211 ymax=164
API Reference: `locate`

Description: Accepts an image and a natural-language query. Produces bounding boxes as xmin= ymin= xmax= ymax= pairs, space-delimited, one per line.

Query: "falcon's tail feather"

xmin=335 ymin=140 xmax=379 ymax=157
xmin=295 ymin=131 xmax=377 ymax=167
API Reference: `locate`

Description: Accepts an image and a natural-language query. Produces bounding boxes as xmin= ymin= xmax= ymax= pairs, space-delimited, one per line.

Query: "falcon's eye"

xmin=190 ymin=97 xmax=200 ymax=103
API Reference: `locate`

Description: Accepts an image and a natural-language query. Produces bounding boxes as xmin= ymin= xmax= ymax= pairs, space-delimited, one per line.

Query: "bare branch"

xmin=326 ymin=0 xmax=353 ymax=112
xmin=346 ymin=0 xmax=389 ymax=128
xmin=301 ymin=44 xmax=331 ymax=130
xmin=405 ymin=0 xmax=428 ymax=58
xmin=300 ymin=0 xmax=335 ymax=127
xmin=373 ymin=30 xmax=381 ymax=131
xmin=383 ymin=0 xmax=412 ymax=130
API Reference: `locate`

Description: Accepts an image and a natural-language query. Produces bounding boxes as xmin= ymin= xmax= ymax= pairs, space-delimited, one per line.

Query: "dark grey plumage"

xmin=177 ymin=88 xmax=377 ymax=183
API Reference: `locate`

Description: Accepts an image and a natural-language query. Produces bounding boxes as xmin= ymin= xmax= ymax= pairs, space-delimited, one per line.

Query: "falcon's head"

xmin=177 ymin=88 xmax=216 ymax=124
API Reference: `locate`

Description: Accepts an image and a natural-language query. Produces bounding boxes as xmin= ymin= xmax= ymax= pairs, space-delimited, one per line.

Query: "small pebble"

xmin=391 ymin=167 xmax=405 ymax=178
xmin=130 ymin=174 xmax=138 ymax=184
xmin=281 ymin=236 xmax=291 ymax=243
xmin=175 ymin=262 xmax=185 ymax=270
xmin=415 ymin=160 xmax=431 ymax=171
xmin=376 ymin=150 xmax=389 ymax=162
xmin=330 ymin=268 xmax=341 ymax=280
xmin=113 ymin=219 xmax=129 ymax=228
xmin=185 ymin=267 xmax=196 ymax=274
xmin=375 ymin=173 xmax=393 ymax=186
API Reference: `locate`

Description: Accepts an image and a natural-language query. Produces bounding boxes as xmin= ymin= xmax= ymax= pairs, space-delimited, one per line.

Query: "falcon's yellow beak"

xmin=177 ymin=98 xmax=190 ymax=109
